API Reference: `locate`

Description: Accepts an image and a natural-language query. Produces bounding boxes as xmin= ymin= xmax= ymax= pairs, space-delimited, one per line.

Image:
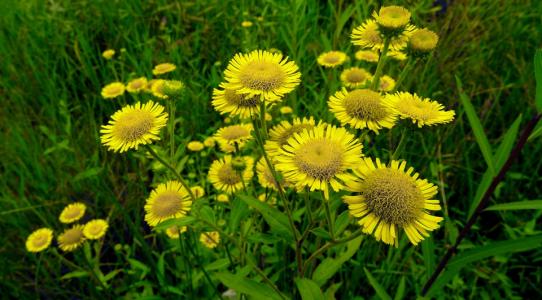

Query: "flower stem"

xmin=371 ymin=37 xmax=391 ymax=90
xmin=145 ymin=145 xmax=196 ymax=202
xmin=323 ymin=195 xmax=335 ymax=241
xmin=391 ymin=57 xmax=417 ymax=93
xmin=169 ymin=100 xmax=176 ymax=162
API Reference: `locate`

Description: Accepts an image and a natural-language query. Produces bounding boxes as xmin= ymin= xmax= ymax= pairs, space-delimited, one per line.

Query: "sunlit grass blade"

xmin=485 ymin=200 xmax=542 ymax=211
xmin=534 ymin=49 xmax=542 ymax=112
xmin=364 ymin=267 xmax=392 ymax=300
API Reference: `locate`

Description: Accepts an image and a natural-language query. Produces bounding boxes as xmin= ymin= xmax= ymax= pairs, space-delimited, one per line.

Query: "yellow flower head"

xmin=383 ymin=92 xmax=455 ymax=127
xmin=328 ymin=89 xmax=397 ymax=133
xmin=217 ymin=194 xmax=230 ymax=203
xmin=373 ymin=6 xmax=411 ymax=30
xmin=100 ymin=101 xmax=168 ymax=152
xmin=144 ymin=181 xmax=193 ymax=227
xmin=241 ymin=21 xmax=253 ymax=27
xmin=204 ymin=137 xmax=216 ymax=148
xmin=101 ymin=82 xmax=125 ymax=99
xmin=163 ymin=80 xmax=185 ymax=96
xmin=275 ymin=124 xmax=364 ymax=199
xmin=387 ymin=50 xmax=407 ymax=61
xmin=214 ymin=123 xmax=253 ymax=152
xmin=26 ymin=228 xmax=53 ymax=253
xmin=409 ymin=28 xmax=439 ymax=52
xmin=58 ymin=225 xmax=85 ymax=252
xmin=258 ymin=193 xmax=277 ymax=206
xmin=265 ymin=117 xmax=316 ymax=158
xmin=83 ymin=219 xmax=109 ymax=240
xmin=200 ymin=231 xmax=220 ymax=248
xmin=317 ymin=51 xmax=347 ymax=68
xmin=151 ymin=79 xmax=168 ymax=99
xmin=355 ymin=50 xmax=379 ymax=63
xmin=208 ymin=155 xmax=254 ymax=194
xmin=152 ymin=63 xmax=176 ymax=75
xmin=344 ymin=158 xmax=443 ymax=246
xmin=378 ymin=75 xmax=396 ymax=92
xmin=351 ymin=20 xmax=414 ymax=51
xmin=190 ymin=186 xmax=205 ymax=199
xmin=102 ymin=49 xmax=115 ymax=59
xmin=340 ymin=67 xmax=373 ymax=89
xmin=256 ymin=158 xmax=289 ymax=191
xmin=212 ymin=86 xmax=262 ymax=118
xmin=279 ymin=106 xmax=293 ymax=114
xmin=126 ymin=77 xmax=148 ymax=94
xmin=59 ymin=202 xmax=86 ymax=224
xmin=223 ymin=50 xmax=301 ymax=102
xmin=165 ymin=225 xmax=187 ymax=239
xmin=187 ymin=141 xmax=205 ymax=152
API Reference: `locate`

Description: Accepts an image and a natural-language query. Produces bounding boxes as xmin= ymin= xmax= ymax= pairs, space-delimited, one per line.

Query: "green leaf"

xmin=324 ymin=282 xmax=342 ymax=300
xmin=206 ymin=258 xmax=231 ymax=271
xmin=456 ymin=76 xmax=495 ymax=175
xmin=534 ymin=49 xmax=542 ymax=112
xmin=229 ymin=197 xmax=249 ymax=231
xmin=215 ymin=272 xmax=283 ymax=300
xmin=528 ymin=121 xmax=542 ymax=141
xmin=333 ymin=211 xmax=350 ymax=236
xmin=239 ymin=194 xmax=294 ymax=241
xmin=73 ymin=167 xmax=102 ymax=182
xmin=364 ymin=268 xmax=392 ymax=300
xmin=199 ymin=205 xmax=216 ymax=225
xmin=425 ymin=235 xmax=542 ymax=297
xmin=312 ymin=236 xmax=362 ymax=286
xmin=295 ymin=278 xmax=325 ymax=300
xmin=60 ymin=270 xmax=89 ymax=280
xmin=154 ymin=216 xmax=196 ymax=231
xmin=393 ymin=276 xmax=406 ymax=300
xmin=485 ymin=200 xmax=542 ymax=211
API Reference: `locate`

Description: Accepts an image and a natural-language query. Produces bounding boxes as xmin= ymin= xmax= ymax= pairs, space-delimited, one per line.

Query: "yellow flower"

xmin=387 ymin=50 xmax=407 ymax=61
xmin=217 ymin=194 xmax=230 ymax=203
xmin=163 ymin=80 xmax=185 ymax=96
xmin=208 ymin=155 xmax=254 ymax=194
xmin=25 ymin=228 xmax=53 ymax=253
xmin=83 ymin=219 xmax=109 ymax=240
xmin=152 ymin=63 xmax=176 ymax=75
xmin=340 ymin=67 xmax=372 ymax=89
xmin=187 ymin=141 xmax=205 ymax=152
xmin=265 ymin=117 xmax=316 ymax=158
xmin=344 ymin=158 xmax=443 ymax=246
xmin=200 ymin=231 xmax=220 ymax=248
xmin=126 ymin=77 xmax=148 ymax=93
xmin=151 ymin=79 xmax=168 ymax=99
xmin=58 ymin=225 xmax=86 ymax=252
xmin=383 ymin=92 xmax=455 ymax=127
xmin=190 ymin=186 xmax=205 ymax=199
xmin=214 ymin=124 xmax=253 ymax=152
xmin=355 ymin=50 xmax=379 ymax=63
xmin=100 ymin=101 xmax=168 ymax=152
xmin=373 ymin=6 xmax=411 ymax=30
xmin=144 ymin=181 xmax=193 ymax=227
xmin=409 ymin=28 xmax=439 ymax=52
xmin=241 ymin=21 xmax=253 ymax=27
xmin=258 ymin=193 xmax=277 ymax=205
xmin=204 ymin=137 xmax=216 ymax=148
xmin=328 ymin=89 xmax=397 ymax=133
xmin=165 ymin=225 xmax=187 ymax=239
xmin=351 ymin=20 xmax=414 ymax=51
xmin=101 ymin=82 xmax=125 ymax=99
xmin=378 ymin=75 xmax=396 ymax=92
xmin=59 ymin=202 xmax=86 ymax=224
xmin=275 ymin=124 xmax=364 ymax=199
xmin=280 ymin=106 xmax=293 ymax=114
xmin=102 ymin=49 xmax=115 ymax=59
xmin=256 ymin=158 xmax=288 ymax=191
xmin=317 ymin=51 xmax=347 ymax=68
xmin=212 ymin=86 xmax=262 ymax=118
xmin=223 ymin=50 xmax=301 ymax=102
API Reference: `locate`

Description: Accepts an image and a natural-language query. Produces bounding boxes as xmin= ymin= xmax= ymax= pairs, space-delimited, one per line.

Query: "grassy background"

xmin=1 ymin=0 xmax=541 ymax=298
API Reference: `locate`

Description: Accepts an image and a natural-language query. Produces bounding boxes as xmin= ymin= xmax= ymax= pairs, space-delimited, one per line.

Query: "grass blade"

xmin=295 ymin=278 xmax=325 ymax=300
xmin=535 ymin=49 xmax=542 ymax=112
xmin=485 ymin=200 xmax=542 ymax=211
xmin=364 ymin=268 xmax=392 ymax=300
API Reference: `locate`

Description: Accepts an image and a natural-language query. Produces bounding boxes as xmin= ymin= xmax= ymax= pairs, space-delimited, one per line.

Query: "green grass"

xmin=1 ymin=0 xmax=542 ymax=298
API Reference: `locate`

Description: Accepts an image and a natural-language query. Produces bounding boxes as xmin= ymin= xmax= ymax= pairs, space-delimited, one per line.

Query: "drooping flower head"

xmin=102 ymin=49 xmax=115 ymax=60
xmin=355 ymin=50 xmax=379 ymax=63
xmin=378 ymin=75 xmax=396 ymax=92
xmin=409 ymin=28 xmax=439 ymax=53
xmin=83 ymin=219 xmax=109 ymax=240
xmin=26 ymin=228 xmax=54 ymax=253
xmin=216 ymin=194 xmax=230 ymax=203
xmin=200 ymin=231 xmax=220 ymax=248
xmin=190 ymin=186 xmax=205 ymax=199
xmin=265 ymin=117 xmax=316 ymax=158
xmin=256 ymin=157 xmax=289 ymax=191
xmin=328 ymin=89 xmax=397 ymax=133
xmin=317 ymin=51 xmax=348 ymax=68
xmin=165 ymin=225 xmax=187 ymax=239
xmin=58 ymin=225 xmax=86 ymax=252
xmin=208 ymin=156 xmax=254 ymax=194
xmin=126 ymin=77 xmax=148 ymax=94
xmin=152 ymin=63 xmax=176 ymax=75
xmin=59 ymin=202 xmax=86 ymax=224
xmin=212 ymin=85 xmax=262 ymax=118
xmin=100 ymin=101 xmax=168 ymax=152
xmin=279 ymin=106 xmax=293 ymax=114
xmin=351 ymin=20 xmax=414 ymax=51
xmin=187 ymin=141 xmax=205 ymax=152
xmin=223 ymin=50 xmax=301 ymax=102
xmin=241 ymin=21 xmax=253 ymax=28
xmin=101 ymin=82 xmax=125 ymax=99
xmin=144 ymin=181 xmax=193 ymax=227
xmin=383 ymin=92 xmax=455 ymax=127
xmin=344 ymin=158 xmax=443 ymax=246
xmin=162 ymin=80 xmax=185 ymax=97
xmin=204 ymin=137 xmax=216 ymax=148
xmin=340 ymin=67 xmax=373 ymax=89
xmin=275 ymin=124 xmax=364 ymax=199
xmin=214 ymin=124 xmax=253 ymax=152
xmin=151 ymin=79 xmax=168 ymax=99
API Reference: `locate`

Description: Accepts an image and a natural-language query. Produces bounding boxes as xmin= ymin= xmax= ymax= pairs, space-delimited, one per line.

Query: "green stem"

xmin=169 ymin=100 xmax=176 ymax=162
xmin=323 ymin=197 xmax=335 ymax=241
xmin=371 ymin=38 xmax=391 ymax=90
xmin=185 ymin=231 xmax=223 ymax=300
xmin=145 ymin=145 xmax=196 ymax=201
xmin=392 ymin=57 xmax=417 ymax=93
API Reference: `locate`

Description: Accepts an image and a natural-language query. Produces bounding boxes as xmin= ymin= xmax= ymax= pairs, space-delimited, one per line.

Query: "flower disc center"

xmin=152 ymin=192 xmax=182 ymax=218
xmin=343 ymin=89 xmax=387 ymax=121
xmin=114 ymin=110 xmax=154 ymax=142
xmin=218 ymin=164 xmax=241 ymax=185
xmin=221 ymin=126 xmax=250 ymax=141
xmin=62 ymin=228 xmax=84 ymax=244
xmin=295 ymin=139 xmax=343 ymax=180
xmin=240 ymin=61 xmax=285 ymax=91
xmin=224 ymin=89 xmax=259 ymax=107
